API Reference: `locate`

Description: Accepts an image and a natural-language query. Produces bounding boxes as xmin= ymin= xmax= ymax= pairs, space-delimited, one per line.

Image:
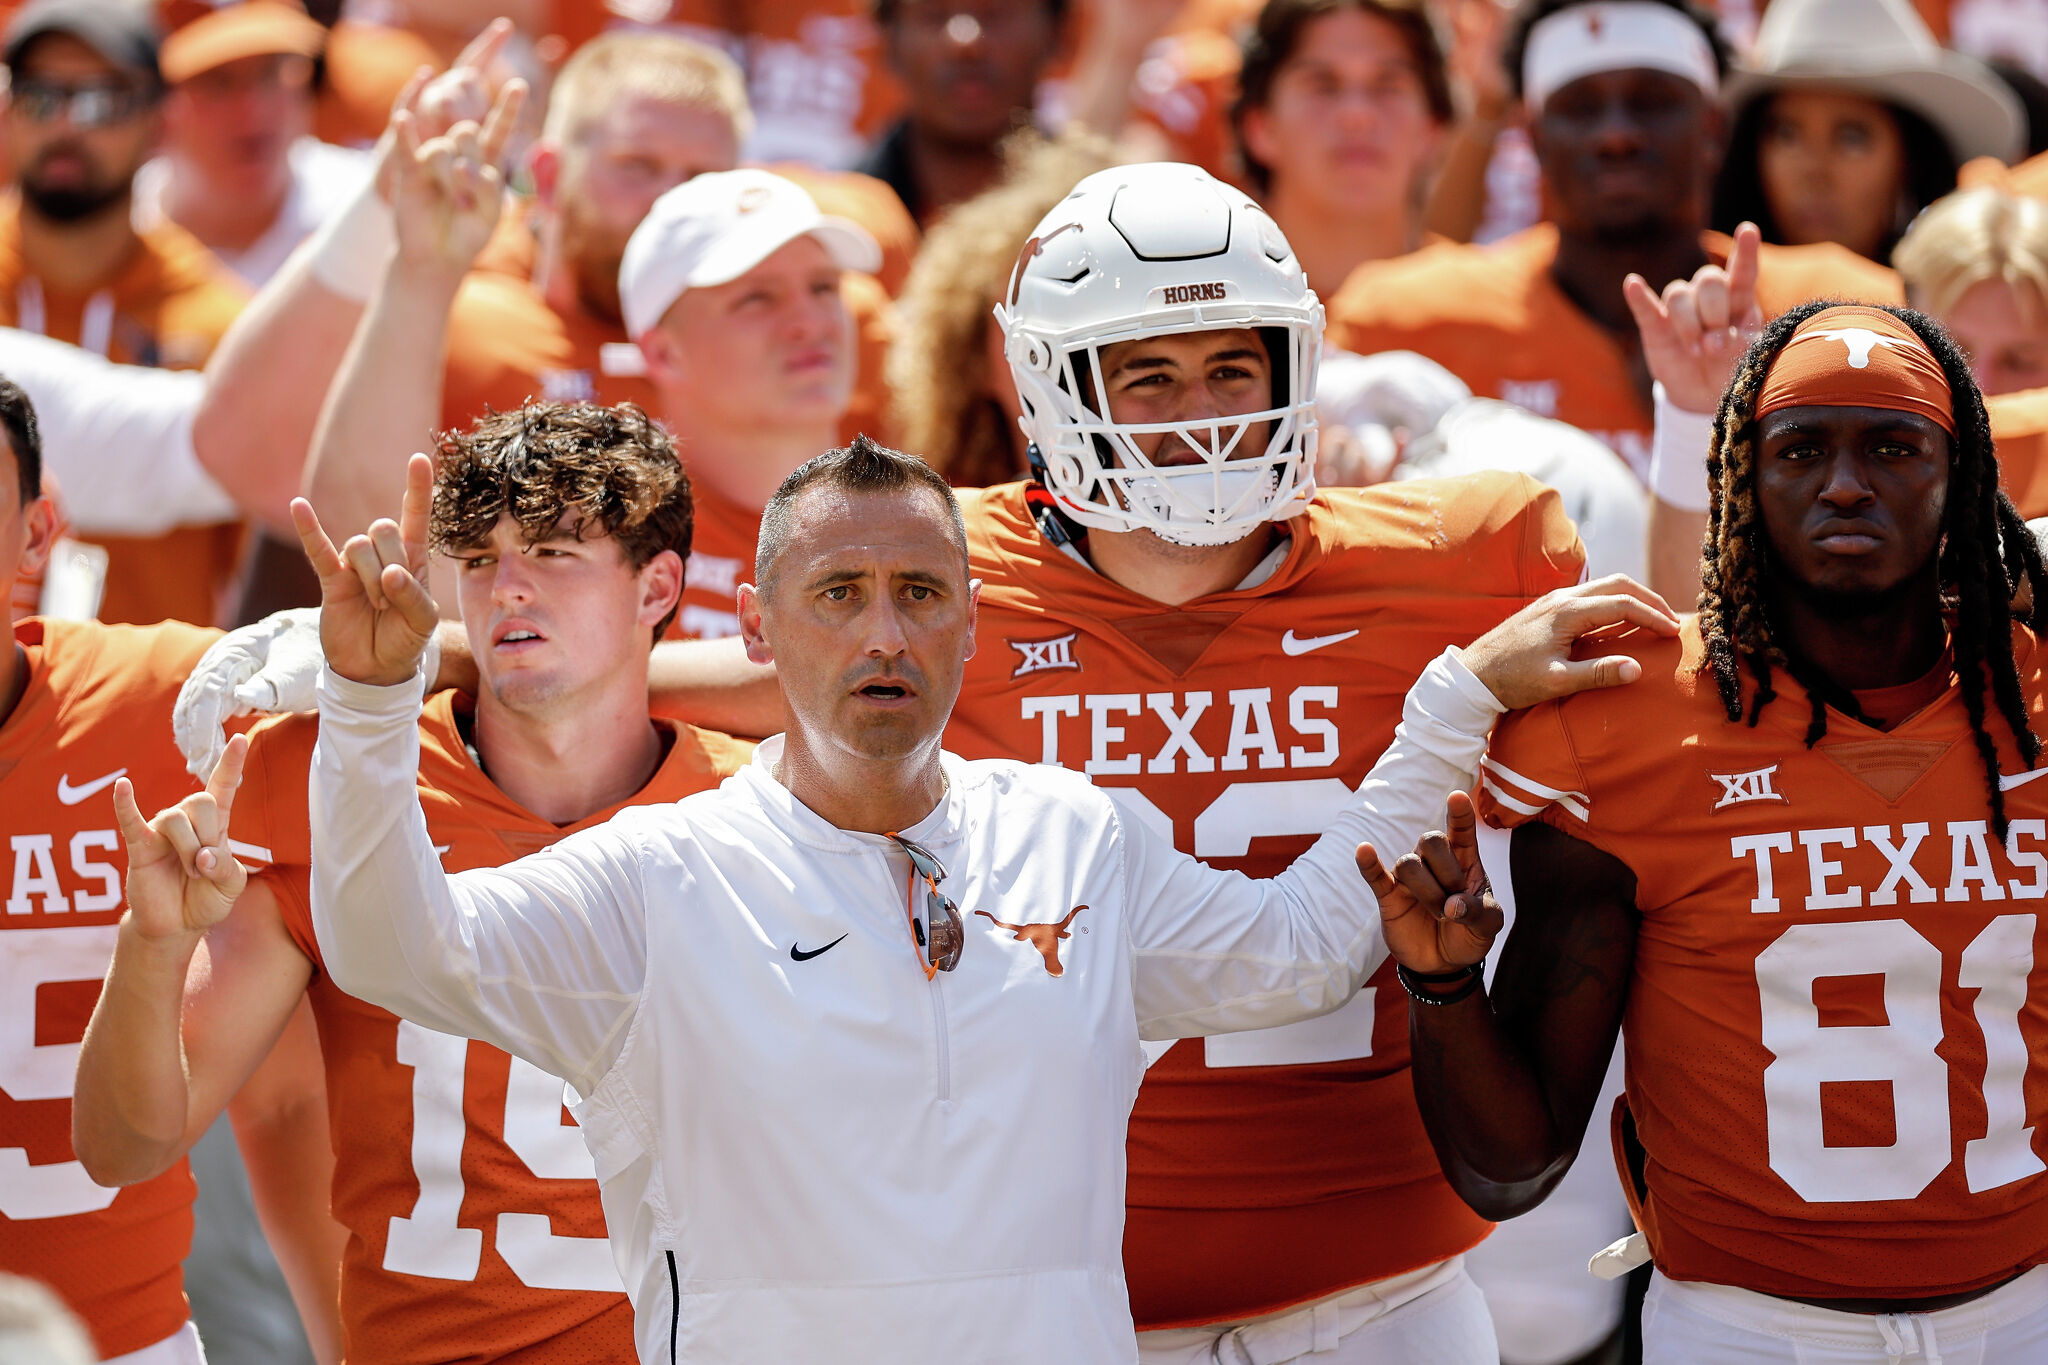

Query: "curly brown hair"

xmin=1698 ymin=299 xmax=2048 ymax=836
xmin=430 ymin=401 xmax=693 ymax=641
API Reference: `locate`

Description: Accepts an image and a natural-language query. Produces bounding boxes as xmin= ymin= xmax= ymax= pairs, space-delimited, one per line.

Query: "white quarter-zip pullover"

xmin=307 ymin=651 xmax=1503 ymax=1364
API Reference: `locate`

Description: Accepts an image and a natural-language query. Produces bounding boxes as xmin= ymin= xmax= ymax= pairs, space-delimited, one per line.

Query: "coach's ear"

xmin=738 ymin=583 xmax=773 ymax=665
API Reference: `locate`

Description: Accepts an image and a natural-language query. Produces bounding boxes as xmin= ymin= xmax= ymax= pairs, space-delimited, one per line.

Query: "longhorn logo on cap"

xmin=736 ymin=186 xmax=772 ymax=213
xmin=1800 ymin=327 xmax=1906 ymax=369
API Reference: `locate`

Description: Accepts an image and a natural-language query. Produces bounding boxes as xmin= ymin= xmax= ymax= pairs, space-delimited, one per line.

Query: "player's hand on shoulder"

xmin=293 ymin=453 xmax=440 ymax=689
xmin=1357 ymin=792 xmax=1502 ymax=974
xmin=1624 ymin=220 xmax=1764 ymax=416
xmin=114 ymin=736 xmax=250 ymax=944
xmin=1460 ymin=573 xmax=1680 ymax=709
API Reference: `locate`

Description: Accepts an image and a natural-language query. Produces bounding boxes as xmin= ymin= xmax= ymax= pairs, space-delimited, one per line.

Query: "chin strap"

xmin=1023 ymin=445 xmax=1086 ymax=549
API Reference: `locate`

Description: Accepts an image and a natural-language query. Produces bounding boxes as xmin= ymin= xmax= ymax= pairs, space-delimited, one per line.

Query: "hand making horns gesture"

xmin=113 ymin=736 xmax=251 ymax=944
xmin=1623 ymin=219 xmax=1765 ymax=416
xmin=293 ymin=452 xmax=439 ymax=689
xmin=1355 ymin=792 xmax=1504 ymax=977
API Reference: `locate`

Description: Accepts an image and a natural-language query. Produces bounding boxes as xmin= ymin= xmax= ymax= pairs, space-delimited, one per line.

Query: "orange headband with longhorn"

xmin=1755 ymin=305 xmax=1955 ymax=435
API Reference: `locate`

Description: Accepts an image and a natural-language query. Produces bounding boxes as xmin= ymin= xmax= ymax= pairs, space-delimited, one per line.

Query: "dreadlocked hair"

xmin=1696 ymin=298 xmax=2048 ymax=838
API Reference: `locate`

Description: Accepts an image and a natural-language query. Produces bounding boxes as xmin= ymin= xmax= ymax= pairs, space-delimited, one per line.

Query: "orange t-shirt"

xmin=0 ymin=204 xmax=249 ymax=627
xmin=1325 ymin=224 xmax=1904 ymax=477
xmin=671 ymin=475 xmax=761 ymax=641
xmin=943 ymin=474 xmax=1584 ymax=1326
xmin=548 ymin=0 xmax=904 ymax=170
xmin=1478 ymin=618 xmax=2048 ymax=1300
xmin=231 ymin=691 xmax=752 ymax=1365
xmin=1993 ymin=386 xmax=2048 ymax=518
xmin=315 ymin=20 xmax=443 ymax=148
xmin=440 ymin=227 xmax=896 ymax=450
xmin=0 ymin=617 xmax=217 ymax=1358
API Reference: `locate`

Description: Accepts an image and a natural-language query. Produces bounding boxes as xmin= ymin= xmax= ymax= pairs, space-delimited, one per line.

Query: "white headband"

xmin=1522 ymin=2 xmax=1719 ymax=110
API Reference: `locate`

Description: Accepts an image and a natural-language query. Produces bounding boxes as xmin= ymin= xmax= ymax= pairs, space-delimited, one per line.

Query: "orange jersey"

xmin=944 ymin=475 xmax=1583 ymax=1327
xmin=440 ymin=231 xmax=896 ymax=451
xmin=0 ymin=204 xmax=249 ymax=628
xmin=671 ymin=475 xmax=760 ymax=641
xmin=1 ymin=617 xmax=217 ymax=1358
xmin=1993 ymin=386 xmax=2048 ymax=518
xmin=1478 ymin=618 xmax=2048 ymax=1300
xmin=1325 ymin=225 xmax=1903 ymax=477
xmin=232 ymin=691 xmax=753 ymax=1365
xmin=549 ymin=0 xmax=905 ymax=170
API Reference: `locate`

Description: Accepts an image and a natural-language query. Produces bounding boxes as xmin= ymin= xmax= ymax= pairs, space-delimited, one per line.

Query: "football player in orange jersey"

xmin=0 ymin=371 xmax=329 ymax=1365
xmin=72 ymin=403 xmax=754 ymax=1365
xmin=944 ymin=160 xmax=1682 ymax=1363
xmin=1366 ymin=300 xmax=2048 ymax=1360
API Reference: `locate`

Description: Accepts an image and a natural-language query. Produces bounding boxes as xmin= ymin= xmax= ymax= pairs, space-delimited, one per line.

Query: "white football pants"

xmin=1642 ymin=1266 xmax=2048 ymax=1364
xmin=1136 ymin=1256 xmax=1497 ymax=1365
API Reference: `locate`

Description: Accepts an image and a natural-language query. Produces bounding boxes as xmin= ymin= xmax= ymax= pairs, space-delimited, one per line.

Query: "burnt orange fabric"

xmin=1479 ymin=618 xmax=2048 ymax=1299
xmin=232 ymin=691 xmax=752 ymax=1365
xmin=1756 ymin=305 xmax=1955 ymax=434
xmin=945 ymin=473 xmax=1586 ymax=1325
xmin=1992 ymin=385 xmax=2048 ymax=517
xmin=1326 ymin=224 xmax=1904 ymax=477
xmin=0 ymin=618 xmax=217 ymax=1357
xmin=315 ymin=20 xmax=440 ymax=147
xmin=441 ymin=231 xmax=896 ymax=460
xmin=0 ymin=205 xmax=249 ymax=627
xmin=1961 ymin=149 xmax=2048 ymax=201
xmin=770 ymin=163 xmax=918 ymax=297
xmin=668 ymin=474 xmax=759 ymax=641
xmin=548 ymin=0 xmax=905 ymax=166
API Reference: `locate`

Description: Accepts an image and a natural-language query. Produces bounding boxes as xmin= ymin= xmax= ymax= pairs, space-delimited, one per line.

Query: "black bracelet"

xmin=1396 ymin=962 xmax=1484 ymax=1006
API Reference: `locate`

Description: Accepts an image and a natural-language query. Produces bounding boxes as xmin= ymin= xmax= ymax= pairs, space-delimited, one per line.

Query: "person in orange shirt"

xmin=618 ymin=168 xmax=880 ymax=639
xmin=953 ymin=159 xmax=1659 ymax=1364
xmin=856 ymin=0 xmax=1068 ymax=225
xmin=0 ymin=372 xmax=324 ymax=1365
xmin=300 ymin=30 xmax=897 ymax=557
xmin=0 ymin=0 xmax=249 ymax=628
xmin=1373 ymin=301 xmax=2048 ymax=1360
xmin=1231 ymin=0 xmax=1454 ymax=297
xmin=72 ymin=403 xmax=754 ymax=1365
xmin=548 ymin=0 xmax=904 ymax=171
xmin=1327 ymin=0 xmax=1900 ymax=479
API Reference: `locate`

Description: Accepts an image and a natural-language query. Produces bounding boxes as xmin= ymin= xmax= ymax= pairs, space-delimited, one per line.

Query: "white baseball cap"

xmin=618 ymin=169 xmax=882 ymax=339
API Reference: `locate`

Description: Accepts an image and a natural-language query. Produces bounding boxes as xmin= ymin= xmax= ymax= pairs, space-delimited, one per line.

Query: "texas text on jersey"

xmin=230 ymin=691 xmax=753 ymax=1364
xmin=944 ymin=472 xmax=1585 ymax=1326
xmin=1478 ymin=620 xmax=2048 ymax=1299
xmin=2 ymin=618 xmax=216 ymax=1358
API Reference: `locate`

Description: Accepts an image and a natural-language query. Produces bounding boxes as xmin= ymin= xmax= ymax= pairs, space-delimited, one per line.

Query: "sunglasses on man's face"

xmin=887 ymin=832 xmax=963 ymax=977
xmin=10 ymin=80 xmax=151 ymax=128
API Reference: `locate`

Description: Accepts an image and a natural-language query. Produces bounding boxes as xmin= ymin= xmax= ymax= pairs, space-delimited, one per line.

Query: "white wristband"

xmin=1648 ymin=381 xmax=1714 ymax=514
xmin=307 ymin=180 xmax=397 ymax=302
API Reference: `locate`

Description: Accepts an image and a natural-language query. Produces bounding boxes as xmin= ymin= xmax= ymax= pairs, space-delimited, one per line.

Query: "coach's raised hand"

xmin=112 ymin=736 xmax=250 ymax=944
xmin=293 ymin=453 xmax=439 ymax=687
xmin=1357 ymin=793 xmax=1502 ymax=979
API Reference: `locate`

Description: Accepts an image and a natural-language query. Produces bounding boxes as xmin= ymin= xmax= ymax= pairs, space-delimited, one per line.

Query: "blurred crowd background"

xmin=7 ymin=0 xmax=2048 ymax=1361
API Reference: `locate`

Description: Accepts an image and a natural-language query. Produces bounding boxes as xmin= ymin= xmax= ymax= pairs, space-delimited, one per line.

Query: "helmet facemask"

xmin=1014 ymin=314 xmax=1322 ymax=547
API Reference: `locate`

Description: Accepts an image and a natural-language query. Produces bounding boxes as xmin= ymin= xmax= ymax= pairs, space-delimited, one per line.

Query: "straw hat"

xmin=1726 ymin=0 xmax=2024 ymax=165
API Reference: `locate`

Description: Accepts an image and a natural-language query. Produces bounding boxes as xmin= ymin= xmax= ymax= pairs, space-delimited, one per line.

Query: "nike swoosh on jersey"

xmin=56 ymin=768 xmax=127 ymax=805
xmin=790 ymin=934 xmax=849 ymax=962
xmin=2000 ymin=767 xmax=2048 ymax=792
xmin=1280 ymin=628 xmax=1360 ymax=656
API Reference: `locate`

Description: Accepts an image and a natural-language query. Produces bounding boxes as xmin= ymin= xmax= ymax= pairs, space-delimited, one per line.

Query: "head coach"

xmin=122 ymin=431 xmax=1676 ymax=1362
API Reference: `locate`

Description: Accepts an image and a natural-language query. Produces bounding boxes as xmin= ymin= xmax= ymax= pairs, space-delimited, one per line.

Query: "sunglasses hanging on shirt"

xmin=887 ymin=832 xmax=963 ymax=977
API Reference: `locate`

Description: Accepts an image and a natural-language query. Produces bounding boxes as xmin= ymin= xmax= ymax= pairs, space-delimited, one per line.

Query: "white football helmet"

xmin=995 ymin=162 xmax=1324 ymax=546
